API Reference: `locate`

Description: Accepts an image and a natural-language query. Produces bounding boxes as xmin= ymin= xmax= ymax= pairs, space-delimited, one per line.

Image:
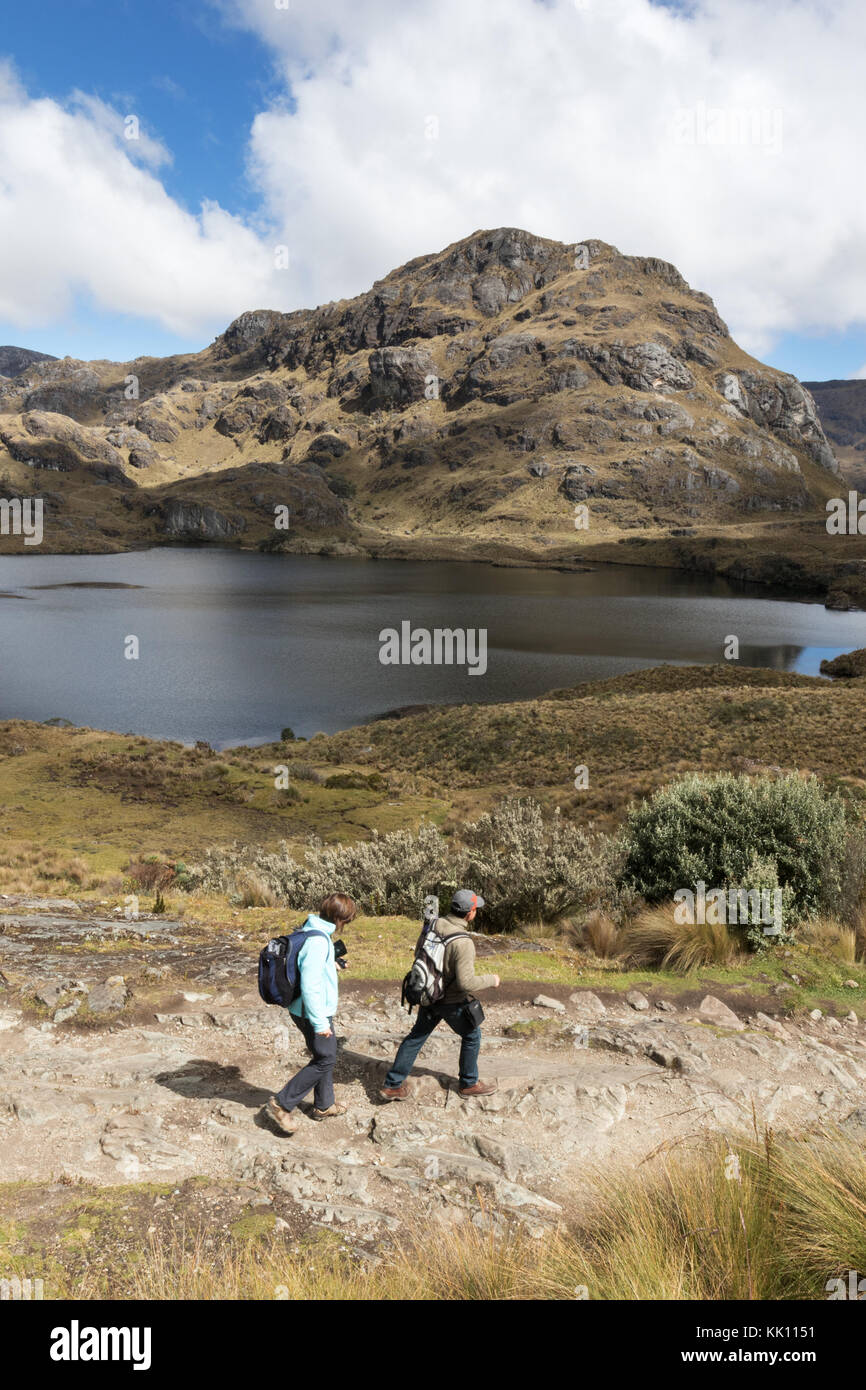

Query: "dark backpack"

xmin=258 ymin=928 xmax=328 ymax=1007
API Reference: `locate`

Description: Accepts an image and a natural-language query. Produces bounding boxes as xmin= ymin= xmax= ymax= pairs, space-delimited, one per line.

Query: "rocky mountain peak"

xmin=0 ymin=228 xmax=841 ymax=557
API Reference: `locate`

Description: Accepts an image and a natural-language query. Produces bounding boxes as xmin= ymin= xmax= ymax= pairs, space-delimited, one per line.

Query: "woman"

xmin=265 ymin=891 xmax=357 ymax=1135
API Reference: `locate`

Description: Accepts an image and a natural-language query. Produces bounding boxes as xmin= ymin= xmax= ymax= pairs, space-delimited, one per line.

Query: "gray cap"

xmin=451 ymin=888 xmax=485 ymax=914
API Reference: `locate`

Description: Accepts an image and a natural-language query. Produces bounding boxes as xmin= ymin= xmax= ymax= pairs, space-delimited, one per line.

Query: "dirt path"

xmin=1 ymin=896 xmax=865 ymax=1239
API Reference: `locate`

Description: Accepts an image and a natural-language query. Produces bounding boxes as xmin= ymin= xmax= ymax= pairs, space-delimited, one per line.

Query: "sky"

xmin=0 ymin=0 xmax=865 ymax=380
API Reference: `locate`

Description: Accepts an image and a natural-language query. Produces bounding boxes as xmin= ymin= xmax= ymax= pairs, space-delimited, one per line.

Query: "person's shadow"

xmin=154 ymin=1060 xmax=271 ymax=1112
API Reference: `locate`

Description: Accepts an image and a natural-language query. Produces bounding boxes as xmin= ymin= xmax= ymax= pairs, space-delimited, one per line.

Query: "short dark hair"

xmin=319 ymin=892 xmax=357 ymax=926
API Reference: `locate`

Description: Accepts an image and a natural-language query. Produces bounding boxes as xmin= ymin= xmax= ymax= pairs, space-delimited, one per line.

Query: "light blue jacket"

xmin=288 ymin=914 xmax=338 ymax=1033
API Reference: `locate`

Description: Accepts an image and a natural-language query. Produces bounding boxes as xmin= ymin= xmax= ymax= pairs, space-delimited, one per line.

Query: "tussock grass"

xmin=123 ymin=1132 xmax=866 ymax=1301
xmin=618 ymin=902 xmax=740 ymax=974
xmin=237 ymin=870 xmax=278 ymax=909
xmin=801 ymin=917 xmax=858 ymax=964
xmin=578 ymin=909 xmax=620 ymax=959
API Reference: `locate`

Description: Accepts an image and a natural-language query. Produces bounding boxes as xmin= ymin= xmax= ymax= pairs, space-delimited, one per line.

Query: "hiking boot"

xmin=379 ymin=1083 xmax=410 ymax=1102
xmin=458 ymin=1080 xmax=498 ymax=1097
xmin=266 ymin=1096 xmax=299 ymax=1133
xmin=312 ymin=1102 xmax=348 ymax=1120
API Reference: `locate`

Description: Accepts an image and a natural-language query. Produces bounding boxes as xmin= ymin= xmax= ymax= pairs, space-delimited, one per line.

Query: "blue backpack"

xmin=258 ymin=928 xmax=328 ymax=1007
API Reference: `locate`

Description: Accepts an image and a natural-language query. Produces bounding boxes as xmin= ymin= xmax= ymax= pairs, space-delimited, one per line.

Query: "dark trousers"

xmin=276 ymin=1013 xmax=336 ymax=1112
xmin=385 ymin=1001 xmax=481 ymax=1091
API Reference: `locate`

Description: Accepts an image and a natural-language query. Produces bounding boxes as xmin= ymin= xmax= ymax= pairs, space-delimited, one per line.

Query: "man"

xmin=380 ymin=888 xmax=500 ymax=1100
xmin=265 ymin=892 xmax=357 ymax=1135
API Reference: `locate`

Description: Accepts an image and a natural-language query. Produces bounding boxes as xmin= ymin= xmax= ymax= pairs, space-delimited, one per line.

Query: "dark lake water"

xmin=0 ymin=548 xmax=863 ymax=747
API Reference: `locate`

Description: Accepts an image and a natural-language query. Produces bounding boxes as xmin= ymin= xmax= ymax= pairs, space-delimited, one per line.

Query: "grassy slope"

xmin=2 ymin=663 xmax=865 ymax=867
xmin=2 ymin=662 xmax=866 ymax=1014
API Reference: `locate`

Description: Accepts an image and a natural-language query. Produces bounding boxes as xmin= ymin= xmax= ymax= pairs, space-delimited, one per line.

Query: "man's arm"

xmin=448 ymin=937 xmax=499 ymax=994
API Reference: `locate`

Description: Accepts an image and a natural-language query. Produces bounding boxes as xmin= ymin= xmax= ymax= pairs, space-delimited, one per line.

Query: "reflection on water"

xmin=0 ymin=549 xmax=863 ymax=746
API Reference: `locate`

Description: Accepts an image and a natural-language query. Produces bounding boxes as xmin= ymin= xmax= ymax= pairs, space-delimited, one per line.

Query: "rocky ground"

xmin=1 ymin=895 xmax=865 ymax=1245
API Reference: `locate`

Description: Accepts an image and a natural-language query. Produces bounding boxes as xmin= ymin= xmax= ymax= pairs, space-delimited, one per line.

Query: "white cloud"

xmin=2 ymin=1 xmax=866 ymax=363
xmin=228 ymin=0 xmax=866 ymax=360
xmin=0 ymin=65 xmax=280 ymax=341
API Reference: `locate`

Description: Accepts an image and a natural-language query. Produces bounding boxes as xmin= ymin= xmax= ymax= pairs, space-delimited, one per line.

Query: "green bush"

xmin=620 ymin=773 xmax=850 ymax=922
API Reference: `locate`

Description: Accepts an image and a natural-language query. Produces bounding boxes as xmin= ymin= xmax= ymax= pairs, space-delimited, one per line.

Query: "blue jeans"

xmin=385 ymin=1002 xmax=482 ymax=1090
xmin=276 ymin=1013 xmax=336 ymax=1111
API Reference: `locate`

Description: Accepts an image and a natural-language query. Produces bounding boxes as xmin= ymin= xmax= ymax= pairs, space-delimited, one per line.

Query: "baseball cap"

xmin=451 ymin=888 xmax=485 ymax=914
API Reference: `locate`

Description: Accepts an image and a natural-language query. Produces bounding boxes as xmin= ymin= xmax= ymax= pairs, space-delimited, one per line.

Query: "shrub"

xmin=620 ymin=773 xmax=850 ymax=922
xmin=127 ymin=858 xmax=175 ymax=892
xmin=738 ymin=854 xmax=795 ymax=950
xmin=324 ymin=772 xmax=379 ymax=790
xmin=272 ymin=785 xmax=303 ymax=805
xmin=185 ymin=797 xmax=618 ymax=931
xmin=290 ymin=763 xmax=323 ymax=784
xmin=454 ymin=799 xmax=618 ymax=932
xmin=280 ymin=727 xmax=295 ymax=742
xmin=187 ymin=821 xmax=451 ymax=917
xmin=836 ymin=826 xmax=866 ymax=926
xmin=297 ymin=821 xmax=451 ymax=914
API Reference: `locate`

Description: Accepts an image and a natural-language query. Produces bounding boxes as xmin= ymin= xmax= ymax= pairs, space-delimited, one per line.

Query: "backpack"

xmin=400 ymin=895 xmax=461 ymax=1013
xmin=257 ymin=927 xmax=328 ymax=1007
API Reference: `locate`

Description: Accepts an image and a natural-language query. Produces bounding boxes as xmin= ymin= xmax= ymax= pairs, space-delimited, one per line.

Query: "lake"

xmin=0 ymin=548 xmax=863 ymax=747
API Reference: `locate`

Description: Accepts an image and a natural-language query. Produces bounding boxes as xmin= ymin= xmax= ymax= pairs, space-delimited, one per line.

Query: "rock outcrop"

xmin=0 ymin=228 xmax=840 ymax=555
xmin=0 ymin=346 xmax=59 ymax=379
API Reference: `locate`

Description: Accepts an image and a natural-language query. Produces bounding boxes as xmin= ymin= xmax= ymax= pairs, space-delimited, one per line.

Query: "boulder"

xmin=87 ymin=977 xmax=127 ymax=1014
xmin=698 ymin=995 xmax=745 ymax=1031
xmin=532 ymin=994 xmax=565 ymax=1013
xmin=568 ymin=991 xmax=607 ymax=1020
xmin=368 ymin=347 xmax=435 ymax=406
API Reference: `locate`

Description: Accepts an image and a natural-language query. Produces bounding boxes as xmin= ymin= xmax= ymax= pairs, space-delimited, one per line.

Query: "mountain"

xmin=0 ymin=346 xmax=58 ymax=379
xmin=0 ymin=228 xmax=857 ymax=597
xmin=804 ymin=378 xmax=866 ymax=451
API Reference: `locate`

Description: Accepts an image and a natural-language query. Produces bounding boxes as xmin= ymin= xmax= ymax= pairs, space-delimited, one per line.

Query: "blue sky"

xmin=1 ymin=0 xmax=865 ymax=380
xmin=0 ymin=0 xmax=279 ymax=360
xmin=3 ymin=0 xmax=285 ymax=218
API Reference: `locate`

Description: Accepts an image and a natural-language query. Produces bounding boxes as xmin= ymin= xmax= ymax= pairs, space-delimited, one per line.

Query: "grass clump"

xmin=618 ymin=902 xmax=740 ymax=973
xmin=123 ymin=1131 xmax=866 ymax=1301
